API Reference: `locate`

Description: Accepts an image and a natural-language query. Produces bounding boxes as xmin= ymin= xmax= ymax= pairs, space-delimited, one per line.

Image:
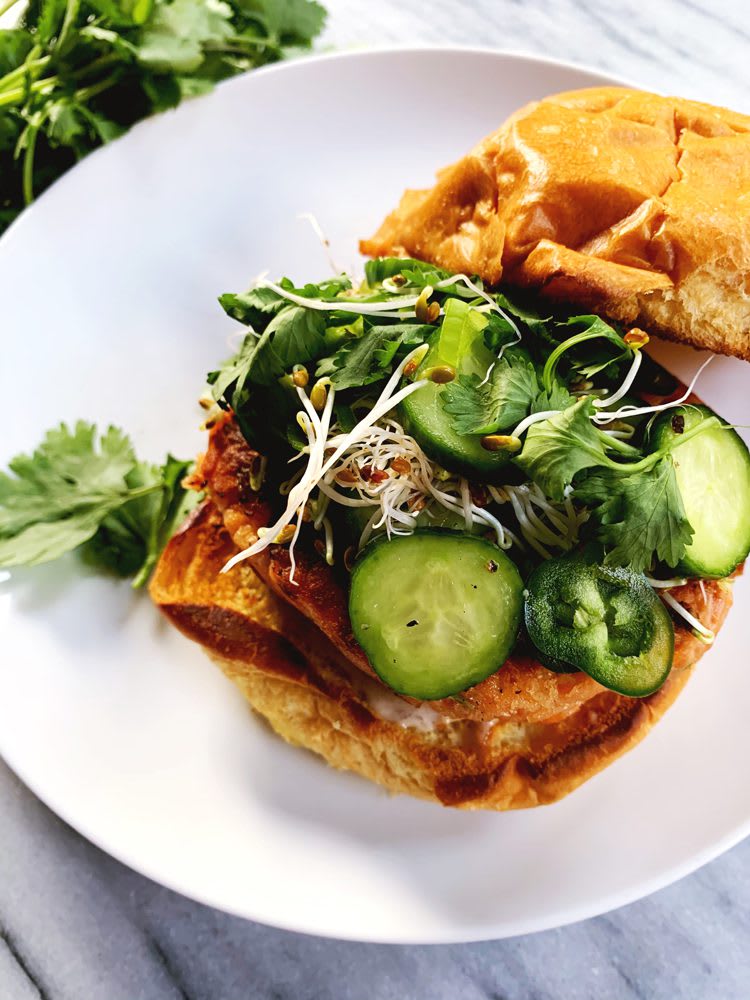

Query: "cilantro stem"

xmin=0 ymin=78 xmax=56 ymax=109
xmin=74 ymin=73 xmax=119 ymax=104
xmin=22 ymin=112 xmax=47 ymax=206
xmin=0 ymin=54 xmax=51 ymax=94
xmin=601 ymin=415 xmax=721 ymax=476
xmin=0 ymin=55 xmax=121 ymax=109
xmin=72 ymin=53 xmax=121 ymax=82
xmin=132 ymin=554 xmax=157 ymax=590
xmin=601 ymin=433 xmax=641 ymax=457
xmin=124 ymin=483 xmax=165 ymax=501
xmin=56 ymin=0 xmax=81 ymax=57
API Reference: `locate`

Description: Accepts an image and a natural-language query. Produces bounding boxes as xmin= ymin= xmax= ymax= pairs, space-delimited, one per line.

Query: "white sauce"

xmin=359 ymin=675 xmax=451 ymax=732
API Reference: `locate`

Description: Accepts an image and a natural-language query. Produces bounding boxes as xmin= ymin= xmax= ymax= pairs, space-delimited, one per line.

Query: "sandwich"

xmin=150 ymin=86 xmax=750 ymax=810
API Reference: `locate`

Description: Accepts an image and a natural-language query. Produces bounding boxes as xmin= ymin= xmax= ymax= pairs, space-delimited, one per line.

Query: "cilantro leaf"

xmin=0 ymin=423 xmax=136 ymax=536
xmin=237 ymin=0 xmax=326 ymax=44
xmin=576 ymin=458 xmax=693 ymax=572
xmin=0 ymin=422 xmax=193 ymax=583
xmin=84 ymin=454 xmax=195 ymax=585
xmin=0 ymin=423 xmax=138 ymax=567
xmin=481 ymin=310 xmax=522 ymax=352
xmin=324 ymin=323 xmax=433 ymax=391
xmin=46 ymin=101 xmax=90 ymax=149
xmin=261 ymin=305 xmax=327 ymax=374
xmin=0 ymin=508 xmax=118 ymax=568
xmin=441 ymin=351 xmax=538 ymax=435
xmin=135 ymin=0 xmax=234 ymax=73
xmin=495 ymin=293 xmax=550 ymax=340
xmin=88 ymin=0 xmax=154 ymax=27
xmin=542 ymin=315 xmax=629 ymax=387
xmin=559 ymin=314 xmax=624 ymax=347
xmin=515 ymin=397 xmax=609 ymax=500
xmin=219 ymin=286 xmax=287 ymax=327
xmin=32 ymin=0 xmax=68 ymax=45
xmin=364 ymin=257 xmax=451 ymax=287
xmin=0 ymin=29 xmax=34 ymax=75
xmin=208 ymin=330 xmax=258 ymax=403
xmin=212 ymin=304 xmax=327 ymax=399
xmin=535 ymin=378 xmax=574 ymax=413
xmin=219 ymin=276 xmax=351 ymax=329
xmin=288 ymin=275 xmax=352 ymax=300
xmin=440 ymin=345 xmax=573 ymax=437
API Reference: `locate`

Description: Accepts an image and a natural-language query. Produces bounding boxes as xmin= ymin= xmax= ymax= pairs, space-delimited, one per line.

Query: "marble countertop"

xmin=3 ymin=1 xmax=750 ymax=997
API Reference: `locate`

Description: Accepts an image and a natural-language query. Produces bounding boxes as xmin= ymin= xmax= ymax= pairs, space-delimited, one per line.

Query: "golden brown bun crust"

xmin=361 ymin=86 xmax=750 ymax=361
xmin=149 ymin=502 xmax=733 ymax=810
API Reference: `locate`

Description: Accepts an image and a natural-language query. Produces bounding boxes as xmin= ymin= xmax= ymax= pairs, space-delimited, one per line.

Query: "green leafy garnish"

xmin=441 ymin=351 xmax=538 ymax=435
xmin=541 ymin=316 xmax=629 ymax=391
xmin=242 ymin=0 xmax=327 ymax=46
xmin=218 ymin=286 xmax=287 ymax=327
xmin=441 ymin=346 xmax=575 ymax=437
xmin=262 ymin=305 xmax=328 ymax=373
xmin=363 ymin=257 xmax=451 ymax=287
xmin=514 ymin=397 xmax=610 ymax=500
xmin=576 ymin=459 xmax=693 ymax=572
xmin=83 ymin=452 xmax=195 ymax=586
xmin=323 ymin=322 xmax=434 ymax=391
xmin=0 ymin=422 xmax=194 ymax=584
xmin=0 ymin=0 xmax=327 ymax=234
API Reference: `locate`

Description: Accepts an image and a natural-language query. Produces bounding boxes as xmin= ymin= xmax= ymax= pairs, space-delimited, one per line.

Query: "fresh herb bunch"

xmin=0 ymin=422 xmax=195 ymax=584
xmin=210 ymin=258 xmax=711 ymax=575
xmin=0 ymin=0 xmax=326 ymax=232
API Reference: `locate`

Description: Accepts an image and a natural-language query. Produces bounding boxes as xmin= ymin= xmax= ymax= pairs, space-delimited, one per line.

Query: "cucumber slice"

xmin=399 ymin=299 xmax=514 ymax=481
xmin=349 ymin=530 xmax=523 ymax=699
xmin=652 ymin=405 xmax=750 ymax=578
xmin=525 ymin=554 xmax=674 ymax=697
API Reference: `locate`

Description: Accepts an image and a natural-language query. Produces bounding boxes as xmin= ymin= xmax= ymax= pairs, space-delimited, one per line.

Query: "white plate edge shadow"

xmin=0 ymin=46 xmax=749 ymax=945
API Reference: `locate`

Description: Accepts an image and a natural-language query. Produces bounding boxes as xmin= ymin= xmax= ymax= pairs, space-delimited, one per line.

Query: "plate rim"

xmin=2 ymin=44 xmax=747 ymax=945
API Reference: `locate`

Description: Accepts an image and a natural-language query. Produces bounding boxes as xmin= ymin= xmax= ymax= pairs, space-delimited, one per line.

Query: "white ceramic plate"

xmin=1 ymin=48 xmax=749 ymax=944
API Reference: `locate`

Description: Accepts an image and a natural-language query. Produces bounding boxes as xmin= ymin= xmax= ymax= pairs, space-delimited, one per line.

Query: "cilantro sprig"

xmin=0 ymin=421 xmax=195 ymax=584
xmin=575 ymin=460 xmax=694 ymax=572
xmin=0 ymin=0 xmax=326 ymax=233
xmin=441 ymin=348 xmax=574 ymax=436
xmin=514 ymin=400 xmax=721 ymax=572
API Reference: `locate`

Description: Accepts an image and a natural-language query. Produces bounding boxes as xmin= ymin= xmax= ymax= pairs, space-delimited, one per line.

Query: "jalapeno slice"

xmin=525 ymin=554 xmax=674 ymax=697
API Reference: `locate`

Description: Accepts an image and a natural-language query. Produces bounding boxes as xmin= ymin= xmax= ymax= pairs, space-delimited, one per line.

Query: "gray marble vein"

xmin=3 ymin=1 xmax=750 ymax=997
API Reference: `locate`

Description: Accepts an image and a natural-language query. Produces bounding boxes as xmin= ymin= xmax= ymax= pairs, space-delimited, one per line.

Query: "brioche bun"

xmin=150 ymin=500 xmax=732 ymax=810
xmin=361 ymin=87 xmax=750 ymax=361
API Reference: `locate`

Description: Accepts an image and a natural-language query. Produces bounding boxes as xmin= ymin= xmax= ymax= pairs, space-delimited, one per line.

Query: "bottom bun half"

xmin=150 ymin=501 xmax=718 ymax=811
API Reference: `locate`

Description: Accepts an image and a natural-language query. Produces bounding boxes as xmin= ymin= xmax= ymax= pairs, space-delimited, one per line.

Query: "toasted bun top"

xmin=361 ymin=86 xmax=750 ymax=360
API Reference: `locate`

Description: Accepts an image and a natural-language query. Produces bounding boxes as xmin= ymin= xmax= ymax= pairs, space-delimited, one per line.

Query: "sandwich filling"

xmin=196 ymin=257 xmax=749 ymax=716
